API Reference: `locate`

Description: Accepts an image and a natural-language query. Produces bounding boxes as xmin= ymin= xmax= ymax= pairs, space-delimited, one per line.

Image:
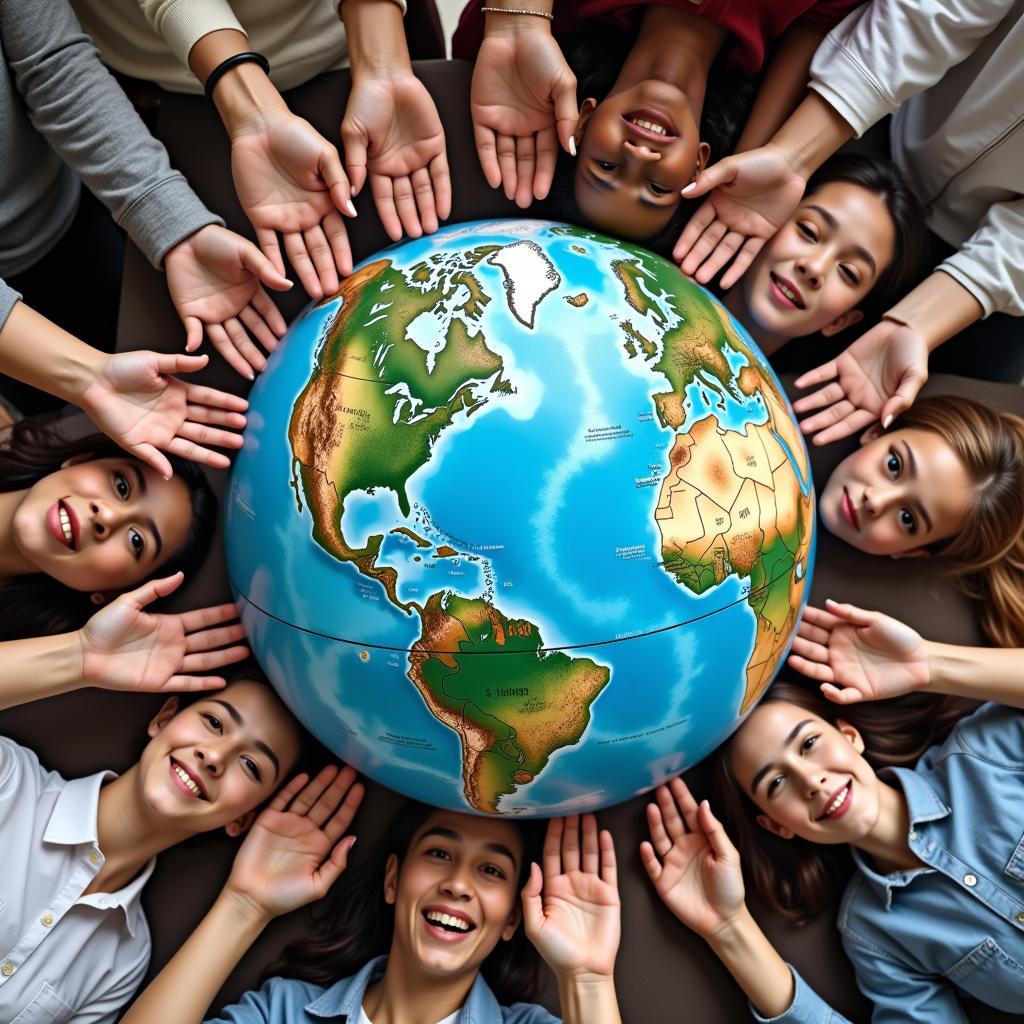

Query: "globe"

xmin=226 ymin=219 xmax=816 ymax=817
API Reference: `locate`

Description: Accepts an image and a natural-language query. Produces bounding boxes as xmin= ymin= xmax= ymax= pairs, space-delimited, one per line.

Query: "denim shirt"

xmin=206 ymin=956 xmax=561 ymax=1024
xmin=751 ymin=703 xmax=1024 ymax=1023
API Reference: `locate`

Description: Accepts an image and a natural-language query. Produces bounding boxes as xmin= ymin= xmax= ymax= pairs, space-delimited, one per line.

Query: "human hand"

xmin=640 ymin=777 xmax=746 ymax=942
xmin=230 ymin=111 xmax=356 ymax=299
xmin=673 ymin=145 xmax=806 ymax=288
xmin=80 ymin=349 xmax=247 ymax=476
xmin=789 ymin=600 xmax=930 ymax=703
xmin=224 ymin=765 xmax=364 ymax=921
xmin=164 ymin=225 xmax=291 ymax=379
xmin=792 ymin=319 xmax=930 ymax=444
xmin=78 ymin=573 xmax=248 ymax=692
xmin=341 ymin=71 xmax=450 ymax=241
xmin=522 ymin=815 xmax=620 ymax=981
xmin=471 ymin=25 xmax=577 ymax=207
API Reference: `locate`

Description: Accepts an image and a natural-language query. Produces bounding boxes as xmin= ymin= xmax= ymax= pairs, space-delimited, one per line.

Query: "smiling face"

xmin=574 ymin=81 xmax=709 ymax=240
xmin=10 ymin=455 xmax=192 ymax=592
xmin=137 ymin=681 xmax=301 ymax=836
xmin=729 ymin=701 xmax=881 ymax=845
xmin=820 ymin=427 xmax=975 ymax=557
xmin=738 ymin=181 xmax=896 ymax=343
xmin=385 ymin=810 xmax=523 ymax=984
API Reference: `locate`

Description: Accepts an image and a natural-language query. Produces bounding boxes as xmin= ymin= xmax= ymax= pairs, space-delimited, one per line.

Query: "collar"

xmin=850 ymin=766 xmax=950 ymax=908
xmin=304 ymin=956 xmax=504 ymax=1022
xmin=42 ymin=770 xmax=156 ymax=937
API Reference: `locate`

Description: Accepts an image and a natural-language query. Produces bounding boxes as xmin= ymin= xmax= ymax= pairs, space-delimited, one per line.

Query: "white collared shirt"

xmin=0 ymin=737 xmax=155 ymax=1024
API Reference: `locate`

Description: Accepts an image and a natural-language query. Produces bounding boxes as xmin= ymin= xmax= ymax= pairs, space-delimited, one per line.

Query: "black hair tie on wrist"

xmin=204 ymin=51 xmax=271 ymax=101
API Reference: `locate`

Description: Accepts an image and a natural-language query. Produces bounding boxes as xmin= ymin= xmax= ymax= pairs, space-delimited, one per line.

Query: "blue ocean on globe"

xmin=226 ymin=219 xmax=816 ymax=816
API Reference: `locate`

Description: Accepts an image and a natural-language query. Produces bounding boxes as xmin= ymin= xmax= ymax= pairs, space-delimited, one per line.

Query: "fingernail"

xmin=345 ymin=200 xmax=358 ymax=218
xmin=163 ymin=475 xmax=170 ymax=482
xmin=350 ymin=184 xmax=357 ymax=197
xmin=681 ymin=182 xmax=696 ymax=195
xmin=247 ymin=372 xmax=255 ymax=381
xmin=568 ymin=136 xmax=576 ymax=157
xmin=882 ymin=415 xmax=893 ymax=428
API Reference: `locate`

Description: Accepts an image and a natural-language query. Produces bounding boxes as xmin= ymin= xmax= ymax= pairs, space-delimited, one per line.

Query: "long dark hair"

xmin=263 ymin=801 xmax=546 ymax=1005
xmin=713 ymin=679 xmax=976 ymax=925
xmin=804 ymin=154 xmax=926 ymax=320
xmin=549 ymin=22 xmax=756 ymax=254
xmin=0 ymin=420 xmax=216 ymax=641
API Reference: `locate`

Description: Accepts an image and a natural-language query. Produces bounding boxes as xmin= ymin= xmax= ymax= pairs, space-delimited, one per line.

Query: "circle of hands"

xmin=78 ymin=573 xmax=249 ymax=693
xmin=789 ymin=599 xmax=931 ymax=703
xmin=343 ymin=73 xmax=451 ymax=242
xmin=641 ymin=778 xmax=746 ymax=942
xmin=523 ymin=815 xmax=621 ymax=980
xmin=470 ymin=30 xmax=578 ymax=207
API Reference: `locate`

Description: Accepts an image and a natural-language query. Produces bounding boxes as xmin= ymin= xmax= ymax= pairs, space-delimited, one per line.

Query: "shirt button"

xmin=89 ymin=852 xmax=100 ymax=865
xmin=909 ymin=830 xmax=918 ymax=841
xmin=964 ymin=873 xmax=978 ymax=887
xmin=1017 ymin=911 xmax=1024 ymax=923
xmin=1 ymin=963 xmax=14 ymax=976
xmin=41 ymin=913 xmax=54 ymax=927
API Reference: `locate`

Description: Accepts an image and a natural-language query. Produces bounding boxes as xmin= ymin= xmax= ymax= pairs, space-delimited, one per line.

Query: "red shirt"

xmin=453 ymin=0 xmax=863 ymax=76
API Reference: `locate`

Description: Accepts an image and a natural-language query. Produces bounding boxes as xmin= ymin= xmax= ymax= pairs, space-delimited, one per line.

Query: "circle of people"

xmin=0 ymin=0 xmax=1021 ymax=1022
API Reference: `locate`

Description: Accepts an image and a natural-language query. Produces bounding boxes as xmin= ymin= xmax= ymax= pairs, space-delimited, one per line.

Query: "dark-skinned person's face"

xmin=573 ymin=81 xmax=709 ymax=241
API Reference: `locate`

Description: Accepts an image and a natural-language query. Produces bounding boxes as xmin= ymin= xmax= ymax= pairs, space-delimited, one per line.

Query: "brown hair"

xmin=890 ymin=395 xmax=1024 ymax=647
xmin=713 ymin=679 xmax=976 ymax=924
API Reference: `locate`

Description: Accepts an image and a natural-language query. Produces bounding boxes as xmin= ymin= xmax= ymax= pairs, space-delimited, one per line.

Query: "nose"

xmin=439 ymin=863 xmax=474 ymax=901
xmin=89 ymin=499 xmax=117 ymax=539
xmin=798 ymin=763 xmax=828 ymax=798
xmin=862 ymin=482 xmax=899 ymax=517
xmin=794 ymin=250 xmax=828 ymax=289
xmin=623 ymin=139 xmax=662 ymax=164
xmin=194 ymin=746 xmax=223 ymax=778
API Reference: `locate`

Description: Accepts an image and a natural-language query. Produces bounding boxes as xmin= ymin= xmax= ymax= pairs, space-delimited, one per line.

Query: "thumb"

xmin=183 ymin=316 xmax=204 ymax=353
xmin=681 ymin=155 xmax=741 ymax=199
xmin=880 ymin=371 xmax=925 ymax=429
xmin=823 ymin=598 xmax=876 ymax=628
xmin=552 ymin=77 xmax=579 ymax=156
xmin=318 ymin=835 xmax=358 ymax=895
xmin=340 ymin=120 xmax=368 ymax=199
xmin=123 ymin=571 xmax=186 ymax=610
xmin=520 ymin=862 xmax=544 ymax=935
xmin=132 ymin=442 xmax=174 ymax=480
xmin=239 ymin=240 xmax=293 ymax=292
xmin=160 ymin=353 xmax=209 ymax=377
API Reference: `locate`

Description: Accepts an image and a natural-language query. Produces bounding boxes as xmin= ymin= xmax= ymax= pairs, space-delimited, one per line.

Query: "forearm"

xmin=768 ymin=91 xmax=855 ymax=180
xmin=923 ymin=641 xmax=1024 ymax=709
xmin=736 ymin=26 xmax=828 ymax=153
xmin=883 ymin=272 xmax=983 ymax=353
xmin=340 ymin=0 xmax=411 ymax=79
xmin=0 ymin=631 xmax=84 ymax=711
xmin=705 ymin=909 xmax=795 ymax=1019
xmin=0 ymin=301 xmax=105 ymax=408
xmin=122 ymin=891 xmax=270 ymax=1024
xmin=557 ymin=973 xmax=621 ymax=1024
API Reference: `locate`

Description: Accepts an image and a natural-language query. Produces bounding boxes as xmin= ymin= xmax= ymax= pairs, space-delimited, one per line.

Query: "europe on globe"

xmin=226 ymin=219 xmax=816 ymax=817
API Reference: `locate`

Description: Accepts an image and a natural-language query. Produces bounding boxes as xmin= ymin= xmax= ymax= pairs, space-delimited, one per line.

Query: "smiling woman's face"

xmin=10 ymin=455 xmax=191 ymax=592
xmin=573 ymin=80 xmax=708 ymax=240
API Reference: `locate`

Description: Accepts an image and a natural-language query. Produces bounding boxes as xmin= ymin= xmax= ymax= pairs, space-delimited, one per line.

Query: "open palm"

xmin=789 ymin=601 xmax=930 ymax=703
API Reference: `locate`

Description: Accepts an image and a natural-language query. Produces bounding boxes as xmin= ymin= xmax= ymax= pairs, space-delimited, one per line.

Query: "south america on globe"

xmin=226 ymin=219 xmax=815 ymax=816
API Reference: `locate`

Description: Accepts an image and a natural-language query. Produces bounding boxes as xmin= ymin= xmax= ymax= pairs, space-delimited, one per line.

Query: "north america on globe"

xmin=227 ymin=219 xmax=815 ymax=816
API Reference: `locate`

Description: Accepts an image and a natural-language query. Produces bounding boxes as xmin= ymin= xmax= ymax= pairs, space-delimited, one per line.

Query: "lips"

xmin=840 ymin=488 xmax=861 ymax=530
xmin=170 ymin=757 xmax=209 ymax=800
xmin=48 ymin=499 xmax=79 ymax=550
xmin=816 ymin=781 xmax=853 ymax=821
xmin=422 ymin=905 xmax=476 ymax=942
xmin=769 ymin=272 xmax=805 ymax=310
xmin=622 ymin=107 xmax=677 ymax=142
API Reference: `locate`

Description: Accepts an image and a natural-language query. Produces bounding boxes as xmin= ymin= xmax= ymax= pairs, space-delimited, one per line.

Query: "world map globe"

xmin=226 ymin=219 xmax=816 ymax=817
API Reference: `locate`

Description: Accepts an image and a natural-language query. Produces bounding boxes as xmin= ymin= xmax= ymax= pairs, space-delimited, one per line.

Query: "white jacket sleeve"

xmin=808 ymin=0 xmax=1018 ymax=136
xmin=937 ymin=197 xmax=1024 ymax=318
xmin=139 ymin=0 xmax=245 ymax=68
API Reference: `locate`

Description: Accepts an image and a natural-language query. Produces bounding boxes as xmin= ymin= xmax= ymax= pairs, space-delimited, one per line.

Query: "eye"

xmin=113 ymin=471 xmax=130 ymax=499
xmin=241 ymin=756 xmax=262 ymax=783
xmin=898 ymin=508 xmax=917 ymax=534
xmin=426 ymin=846 xmax=452 ymax=862
xmin=647 ymin=180 xmax=671 ymax=196
xmin=128 ymin=527 xmax=145 ymax=560
xmin=801 ymin=734 xmax=819 ymax=753
xmin=839 ymin=264 xmax=860 ymax=285
xmin=202 ymin=712 xmax=223 ymax=734
xmin=796 ymin=222 xmax=817 ymax=241
xmin=596 ymin=160 xmax=617 ymax=172
xmin=886 ymin=448 xmax=902 ymax=476
xmin=766 ymin=774 xmax=784 ymax=797
xmin=481 ymin=863 xmax=507 ymax=880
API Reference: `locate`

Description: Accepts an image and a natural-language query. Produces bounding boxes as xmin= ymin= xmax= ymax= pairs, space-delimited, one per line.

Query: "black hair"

xmin=549 ymin=21 xmax=757 ymax=255
xmin=263 ymin=801 xmax=546 ymax=1005
xmin=803 ymin=153 xmax=927 ymax=321
xmin=0 ymin=420 xmax=216 ymax=641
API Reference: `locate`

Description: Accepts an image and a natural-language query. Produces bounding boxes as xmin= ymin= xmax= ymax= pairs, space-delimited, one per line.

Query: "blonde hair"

xmin=890 ymin=395 xmax=1024 ymax=647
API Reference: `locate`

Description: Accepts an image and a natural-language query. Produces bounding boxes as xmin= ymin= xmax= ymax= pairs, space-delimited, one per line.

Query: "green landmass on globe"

xmin=283 ymin=225 xmax=813 ymax=814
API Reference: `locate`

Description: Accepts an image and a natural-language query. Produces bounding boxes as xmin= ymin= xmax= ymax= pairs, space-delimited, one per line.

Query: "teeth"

xmin=426 ymin=911 xmax=470 ymax=932
xmin=776 ymin=280 xmax=801 ymax=305
xmin=173 ymin=763 xmax=204 ymax=798
xmin=628 ymin=117 xmax=667 ymax=135
xmin=824 ymin=785 xmax=848 ymax=817
xmin=59 ymin=507 xmax=72 ymax=544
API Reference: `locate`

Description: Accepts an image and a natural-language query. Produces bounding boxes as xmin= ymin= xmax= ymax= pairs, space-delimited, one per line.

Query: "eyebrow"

xmin=900 ymin=441 xmax=934 ymax=533
xmin=209 ymin=699 xmax=281 ymax=779
xmin=803 ymin=204 xmax=877 ymax=274
xmin=749 ymin=718 xmax=814 ymax=795
xmin=128 ymin=464 xmax=163 ymax=558
xmin=419 ymin=826 xmax=518 ymax=865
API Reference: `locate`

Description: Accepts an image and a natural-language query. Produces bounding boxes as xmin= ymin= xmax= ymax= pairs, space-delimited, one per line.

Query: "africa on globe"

xmin=226 ymin=219 xmax=816 ymax=817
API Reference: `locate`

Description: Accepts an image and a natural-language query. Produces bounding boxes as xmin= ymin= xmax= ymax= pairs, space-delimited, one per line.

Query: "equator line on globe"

xmin=226 ymin=219 xmax=816 ymax=817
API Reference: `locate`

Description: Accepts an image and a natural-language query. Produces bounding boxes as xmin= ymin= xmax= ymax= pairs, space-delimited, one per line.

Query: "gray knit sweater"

xmin=0 ymin=0 xmax=221 ymax=331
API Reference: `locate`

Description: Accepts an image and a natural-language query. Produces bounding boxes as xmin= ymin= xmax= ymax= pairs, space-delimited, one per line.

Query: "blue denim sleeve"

xmin=841 ymin=932 xmax=970 ymax=1023
xmin=502 ymin=1001 xmax=562 ymax=1023
xmin=748 ymin=965 xmax=853 ymax=1023
xmin=204 ymin=977 xmax=322 ymax=1023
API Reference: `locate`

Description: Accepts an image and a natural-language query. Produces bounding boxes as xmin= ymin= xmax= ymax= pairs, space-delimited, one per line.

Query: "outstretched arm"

xmin=791 ymin=599 xmax=1024 ymax=709
xmin=523 ymin=815 xmax=622 ymax=1024
xmin=122 ymin=766 xmax=364 ymax=1024
xmin=0 ymin=573 xmax=247 ymax=711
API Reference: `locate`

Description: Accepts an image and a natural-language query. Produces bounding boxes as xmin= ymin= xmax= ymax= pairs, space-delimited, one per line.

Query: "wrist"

xmin=216 ymin=887 xmax=276 ymax=933
xmin=704 ymin=905 xmax=757 ymax=954
xmin=884 ymin=271 xmax=983 ymax=353
xmin=482 ymin=0 xmax=554 ymax=36
xmin=341 ymin=0 xmax=411 ymax=79
xmin=216 ymin=62 xmax=289 ymax=137
xmin=556 ymin=971 xmax=618 ymax=1021
xmin=772 ymin=92 xmax=853 ymax=180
